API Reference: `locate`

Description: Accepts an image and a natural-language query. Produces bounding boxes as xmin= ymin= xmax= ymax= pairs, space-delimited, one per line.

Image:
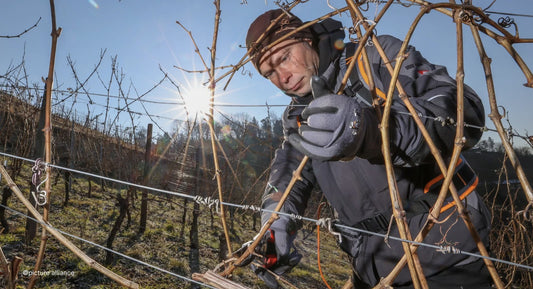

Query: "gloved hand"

xmin=288 ymin=76 xmax=363 ymax=161
xmin=251 ymin=218 xmax=302 ymax=289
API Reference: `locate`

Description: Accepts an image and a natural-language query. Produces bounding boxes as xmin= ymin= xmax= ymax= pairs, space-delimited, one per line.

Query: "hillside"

xmin=0 ymin=90 xmax=353 ymax=288
xmin=464 ymin=149 xmax=533 ymax=206
xmin=1 ymin=90 xmax=532 ymax=288
xmin=0 ymin=169 xmax=352 ymax=288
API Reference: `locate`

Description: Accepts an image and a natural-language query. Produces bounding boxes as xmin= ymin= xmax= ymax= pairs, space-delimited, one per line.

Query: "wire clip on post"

xmin=31 ymin=158 xmax=48 ymax=206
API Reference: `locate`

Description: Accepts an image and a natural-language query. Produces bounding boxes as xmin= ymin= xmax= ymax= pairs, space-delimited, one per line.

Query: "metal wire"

xmin=3 ymin=84 xmax=530 ymax=146
xmin=0 ymin=203 xmax=217 ymax=289
xmin=1 ymin=150 xmax=532 ymax=272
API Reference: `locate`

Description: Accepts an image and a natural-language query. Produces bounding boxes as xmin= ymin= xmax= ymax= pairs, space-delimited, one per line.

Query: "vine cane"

xmin=218 ymin=155 xmax=309 ymax=277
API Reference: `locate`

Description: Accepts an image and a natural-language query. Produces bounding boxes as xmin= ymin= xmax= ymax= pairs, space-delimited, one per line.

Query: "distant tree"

xmin=134 ymin=127 xmax=147 ymax=147
xmin=244 ymin=117 xmax=260 ymax=147
xmin=516 ymin=146 xmax=532 ymax=157
xmin=260 ymin=116 xmax=272 ymax=140
xmin=495 ymin=142 xmax=505 ymax=153
xmin=476 ymin=136 xmax=496 ymax=152
xmin=156 ymin=132 xmax=172 ymax=155
xmin=271 ymin=116 xmax=283 ymax=148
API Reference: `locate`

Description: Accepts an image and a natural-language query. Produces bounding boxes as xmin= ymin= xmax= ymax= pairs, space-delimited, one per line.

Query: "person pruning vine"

xmin=244 ymin=8 xmax=492 ymax=289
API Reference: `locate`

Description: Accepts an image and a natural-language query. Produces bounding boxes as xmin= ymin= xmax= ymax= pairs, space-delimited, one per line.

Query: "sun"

xmin=181 ymin=80 xmax=213 ymax=117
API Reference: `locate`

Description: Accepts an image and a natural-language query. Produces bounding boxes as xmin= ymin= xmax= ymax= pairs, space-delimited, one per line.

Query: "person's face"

xmin=258 ymin=39 xmax=318 ymax=97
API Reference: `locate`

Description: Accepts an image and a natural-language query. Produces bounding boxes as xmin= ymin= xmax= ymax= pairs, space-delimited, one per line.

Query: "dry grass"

xmin=1 ymin=168 xmax=351 ymax=289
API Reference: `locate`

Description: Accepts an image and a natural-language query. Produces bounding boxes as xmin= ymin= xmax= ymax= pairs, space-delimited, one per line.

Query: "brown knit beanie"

xmin=246 ymin=9 xmax=313 ymax=69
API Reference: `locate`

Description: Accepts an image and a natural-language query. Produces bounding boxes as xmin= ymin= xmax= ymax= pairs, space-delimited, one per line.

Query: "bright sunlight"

xmin=181 ymin=80 xmax=213 ymax=117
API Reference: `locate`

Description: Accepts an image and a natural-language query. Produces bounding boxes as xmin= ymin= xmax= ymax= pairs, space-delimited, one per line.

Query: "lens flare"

xmin=334 ymin=39 xmax=345 ymax=50
xmin=88 ymin=0 xmax=99 ymax=9
xmin=221 ymin=125 xmax=236 ymax=139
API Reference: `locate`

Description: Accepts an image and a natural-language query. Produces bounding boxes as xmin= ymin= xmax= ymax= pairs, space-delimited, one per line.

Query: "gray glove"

xmin=251 ymin=215 xmax=302 ymax=289
xmin=289 ymin=76 xmax=363 ymax=161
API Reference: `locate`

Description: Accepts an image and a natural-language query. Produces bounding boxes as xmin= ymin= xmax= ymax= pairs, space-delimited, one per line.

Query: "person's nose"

xmin=278 ymin=66 xmax=292 ymax=85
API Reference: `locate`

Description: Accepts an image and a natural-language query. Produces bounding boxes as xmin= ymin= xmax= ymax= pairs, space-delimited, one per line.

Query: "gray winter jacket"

xmin=262 ymin=19 xmax=490 ymax=287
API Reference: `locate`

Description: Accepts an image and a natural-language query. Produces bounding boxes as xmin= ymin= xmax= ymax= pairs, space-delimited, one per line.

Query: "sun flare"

xmin=181 ymin=81 xmax=213 ymax=117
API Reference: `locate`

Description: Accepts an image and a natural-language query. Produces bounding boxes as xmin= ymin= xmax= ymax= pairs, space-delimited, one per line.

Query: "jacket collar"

xmin=313 ymin=18 xmax=344 ymax=94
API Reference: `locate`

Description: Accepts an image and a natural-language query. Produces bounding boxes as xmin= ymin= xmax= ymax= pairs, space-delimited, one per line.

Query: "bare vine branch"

xmin=28 ymin=1 xmax=60 ymax=287
xmin=0 ymin=17 xmax=41 ymax=38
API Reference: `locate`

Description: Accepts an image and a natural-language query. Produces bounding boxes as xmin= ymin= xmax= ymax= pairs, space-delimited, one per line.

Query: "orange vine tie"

xmin=316 ymin=202 xmax=333 ymax=289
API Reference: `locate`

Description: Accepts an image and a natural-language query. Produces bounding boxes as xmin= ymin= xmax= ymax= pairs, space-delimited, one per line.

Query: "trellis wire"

xmin=0 ymin=203 xmax=217 ymax=289
xmin=3 ymin=85 xmax=531 ymax=149
xmin=0 ymin=150 xmax=531 ymax=272
xmin=2 ymin=85 xmax=531 ymax=148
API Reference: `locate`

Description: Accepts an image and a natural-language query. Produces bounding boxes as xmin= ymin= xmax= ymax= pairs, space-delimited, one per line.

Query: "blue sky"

xmin=1 ymin=0 xmax=532 ymax=145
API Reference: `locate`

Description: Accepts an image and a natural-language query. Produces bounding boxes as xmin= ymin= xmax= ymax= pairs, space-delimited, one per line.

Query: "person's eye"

xmin=263 ymin=71 xmax=274 ymax=79
xmin=281 ymin=52 xmax=290 ymax=63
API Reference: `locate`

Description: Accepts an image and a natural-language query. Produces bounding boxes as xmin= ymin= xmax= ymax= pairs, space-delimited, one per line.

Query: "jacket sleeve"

xmin=261 ymin=103 xmax=316 ymax=226
xmin=354 ymin=34 xmax=485 ymax=166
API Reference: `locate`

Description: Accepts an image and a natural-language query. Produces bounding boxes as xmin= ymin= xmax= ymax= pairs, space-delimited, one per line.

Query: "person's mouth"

xmin=288 ymin=78 xmax=302 ymax=92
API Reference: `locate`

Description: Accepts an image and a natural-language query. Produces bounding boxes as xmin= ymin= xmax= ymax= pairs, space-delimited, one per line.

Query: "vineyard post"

xmin=139 ymin=123 xmax=153 ymax=234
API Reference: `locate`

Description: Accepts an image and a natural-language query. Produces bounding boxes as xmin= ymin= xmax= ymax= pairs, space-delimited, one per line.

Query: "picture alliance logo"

xmin=22 ymin=270 xmax=76 ymax=277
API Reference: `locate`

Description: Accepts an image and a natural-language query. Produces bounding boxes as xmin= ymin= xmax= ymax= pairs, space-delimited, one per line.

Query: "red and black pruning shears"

xmin=262 ymin=229 xmax=278 ymax=268
xmin=233 ymin=228 xmax=279 ymax=269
